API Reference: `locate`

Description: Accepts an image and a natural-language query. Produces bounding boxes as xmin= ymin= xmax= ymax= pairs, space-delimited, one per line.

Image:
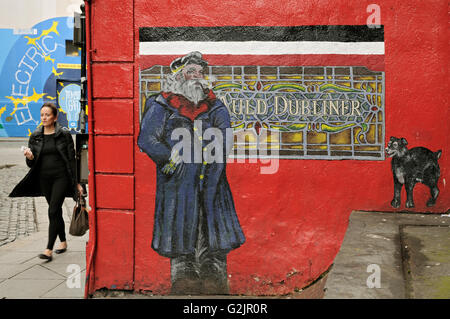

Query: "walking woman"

xmin=9 ymin=103 xmax=83 ymax=261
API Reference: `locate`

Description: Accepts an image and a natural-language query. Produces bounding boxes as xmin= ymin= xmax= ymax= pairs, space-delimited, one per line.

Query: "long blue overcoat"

xmin=137 ymin=93 xmax=245 ymax=258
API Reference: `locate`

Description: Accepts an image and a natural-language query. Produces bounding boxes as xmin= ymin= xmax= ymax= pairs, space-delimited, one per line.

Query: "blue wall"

xmin=0 ymin=17 xmax=82 ymax=137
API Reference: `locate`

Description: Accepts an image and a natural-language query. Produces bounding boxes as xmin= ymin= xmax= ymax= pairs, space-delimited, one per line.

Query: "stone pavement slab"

xmin=41 ymin=262 xmax=85 ymax=278
xmin=41 ymin=270 xmax=86 ymax=299
xmin=0 ymin=251 xmax=38 ymax=264
xmin=402 ymin=226 xmax=450 ymax=299
xmin=0 ymin=278 xmax=65 ymax=299
xmin=13 ymin=264 xmax=66 ymax=280
xmin=46 ymin=251 xmax=87 ymax=264
xmin=0 ymin=263 xmax=34 ymax=280
xmin=324 ymin=211 xmax=450 ymax=299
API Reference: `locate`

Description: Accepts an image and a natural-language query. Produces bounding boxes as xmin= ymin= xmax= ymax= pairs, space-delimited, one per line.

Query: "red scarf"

xmin=162 ymin=90 xmax=216 ymax=121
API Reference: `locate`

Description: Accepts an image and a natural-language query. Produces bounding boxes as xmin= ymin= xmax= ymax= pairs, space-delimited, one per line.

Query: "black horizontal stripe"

xmin=139 ymin=25 xmax=384 ymax=42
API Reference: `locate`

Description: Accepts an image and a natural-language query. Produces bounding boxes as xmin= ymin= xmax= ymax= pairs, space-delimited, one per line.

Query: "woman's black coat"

xmin=9 ymin=122 xmax=78 ymax=200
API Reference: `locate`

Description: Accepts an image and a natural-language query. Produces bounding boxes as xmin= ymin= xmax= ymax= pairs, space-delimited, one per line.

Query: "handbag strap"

xmin=79 ymin=194 xmax=86 ymax=207
xmin=76 ymin=193 xmax=85 ymax=206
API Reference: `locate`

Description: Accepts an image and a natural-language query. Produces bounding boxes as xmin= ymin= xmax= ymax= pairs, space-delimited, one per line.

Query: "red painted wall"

xmin=86 ymin=0 xmax=449 ymax=295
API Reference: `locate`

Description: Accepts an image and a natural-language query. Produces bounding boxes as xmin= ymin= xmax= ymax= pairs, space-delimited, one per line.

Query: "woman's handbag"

xmin=69 ymin=195 xmax=89 ymax=236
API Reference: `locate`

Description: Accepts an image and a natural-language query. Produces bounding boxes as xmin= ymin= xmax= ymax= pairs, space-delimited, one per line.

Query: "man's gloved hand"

xmin=162 ymin=149 xmax=183 ymax=175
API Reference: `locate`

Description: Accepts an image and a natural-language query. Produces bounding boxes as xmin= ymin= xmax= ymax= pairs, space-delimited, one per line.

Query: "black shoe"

xmin=55 ymin=248 xmax=67 ymax=254
xmin=170 ymin=278 xmax=202 ymax=295
xmin=201 ymin=278 xmax=229 ymax=295
xmin=38 ymin=254 xmax=52 ymax=261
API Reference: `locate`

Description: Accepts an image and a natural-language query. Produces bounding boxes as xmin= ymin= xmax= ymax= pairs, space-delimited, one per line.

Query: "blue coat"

xmin=137 ymin=93 xmax=245 ymax=258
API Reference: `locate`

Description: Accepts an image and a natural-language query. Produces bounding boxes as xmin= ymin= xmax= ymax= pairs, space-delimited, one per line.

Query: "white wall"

xmin=0 ymin=0 xmax=84 ymax=29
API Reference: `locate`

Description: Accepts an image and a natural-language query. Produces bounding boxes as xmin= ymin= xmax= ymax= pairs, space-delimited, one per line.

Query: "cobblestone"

xmin=0 ymin=165 xmax=37 ymax=247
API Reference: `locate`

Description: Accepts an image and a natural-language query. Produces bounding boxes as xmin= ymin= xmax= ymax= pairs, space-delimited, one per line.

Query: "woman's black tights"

xmin=39 ymin=174 xmax=69 ymax=250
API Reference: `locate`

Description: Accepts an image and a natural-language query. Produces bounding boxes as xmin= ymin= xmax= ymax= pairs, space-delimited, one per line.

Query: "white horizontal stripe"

xmin=139 ymin=41 xmax=385 ymax=55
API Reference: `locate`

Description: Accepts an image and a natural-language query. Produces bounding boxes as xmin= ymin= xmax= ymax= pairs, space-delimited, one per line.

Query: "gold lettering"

xmin=312 ymin=101 xmax=320 ymax=115
xmin=328 ymin=100 xmax=340 ymax=115
xmin=301 ymin=100 xmax=310 ymax=115
xmin=340 ymin=101 xmax=349 ymax=115
xmin=219 ymin=96 xmax=228 ymax=107
xmin=245 ymin=100 xmax=254 ymax=115
xmin=290 ymin=100 xmax=300 ymax=115
xmin=351 ymin=100 xmax=361 ymax=116
xmin=256 ymin=99 xmax=267 ymax=115
xmin=226 ymin=96 xmax=362 ymax=118
xmin=274 ymin=96 xmax=288 ymax=115
xmin=231 ymin=99 xmax=243 ymax=115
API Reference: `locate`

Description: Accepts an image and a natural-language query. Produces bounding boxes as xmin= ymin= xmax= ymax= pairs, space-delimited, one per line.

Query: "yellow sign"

xmin=57 ymin=63 xmax=81 ymax=69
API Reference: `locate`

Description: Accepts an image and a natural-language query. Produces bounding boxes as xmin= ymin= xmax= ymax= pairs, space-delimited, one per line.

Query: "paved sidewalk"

xmin=0 ymin=195 xmax=89 ymax=299
xmin=0 ymin=138 xmax=36 ymax=246
xmin=0 ymin=136 xmax=89 ymax=299
xmin=0 ymin=165 xmax=36 ymax=247
xmin=324 ymin=210 xmax=450 ymax=299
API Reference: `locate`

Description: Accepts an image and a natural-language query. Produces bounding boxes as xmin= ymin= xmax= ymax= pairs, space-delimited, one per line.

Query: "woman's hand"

xmin=77 ymin=184 xmax=84 ymax=195
xmin=23 ymin=147 xmax=34 ymax=160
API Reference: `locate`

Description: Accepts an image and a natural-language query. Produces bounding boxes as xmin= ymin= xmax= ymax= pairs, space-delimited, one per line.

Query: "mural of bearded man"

xmin=137 ymin=51 xmax=246 ymax=295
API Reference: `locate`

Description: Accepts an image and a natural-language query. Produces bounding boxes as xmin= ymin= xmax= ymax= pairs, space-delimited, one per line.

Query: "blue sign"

xmin=58 ymin=83 xmax=81 ymax=130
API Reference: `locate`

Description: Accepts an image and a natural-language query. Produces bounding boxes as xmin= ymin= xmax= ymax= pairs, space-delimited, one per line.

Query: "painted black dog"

xmin=386 ymin=136 xmax=442 ymax=208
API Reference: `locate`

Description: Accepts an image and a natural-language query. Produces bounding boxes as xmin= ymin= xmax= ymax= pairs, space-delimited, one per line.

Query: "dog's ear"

xmin=401 ymin=138 xmax=408 ymax=145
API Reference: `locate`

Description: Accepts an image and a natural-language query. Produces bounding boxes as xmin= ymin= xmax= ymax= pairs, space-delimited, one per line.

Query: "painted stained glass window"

xmin=140 ymin=65 xmax=384 ymax=160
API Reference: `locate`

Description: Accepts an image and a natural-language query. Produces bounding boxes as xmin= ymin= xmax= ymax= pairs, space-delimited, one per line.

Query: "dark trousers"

xmin=170 ymin=207 xmax=228 ymax=294
xmin=39 ymin=173 xmax=70 ymax=250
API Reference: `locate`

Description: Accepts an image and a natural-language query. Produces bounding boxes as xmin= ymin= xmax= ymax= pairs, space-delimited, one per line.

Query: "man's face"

xmin=171 ymin=63 xmax=209 ymax=104
xmin=181 ymin=64 xmax=205 ymax=81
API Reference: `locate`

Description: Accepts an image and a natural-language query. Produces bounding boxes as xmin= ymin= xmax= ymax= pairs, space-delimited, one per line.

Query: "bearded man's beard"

xmin=176 ymin=79 xmax=209 ymax=104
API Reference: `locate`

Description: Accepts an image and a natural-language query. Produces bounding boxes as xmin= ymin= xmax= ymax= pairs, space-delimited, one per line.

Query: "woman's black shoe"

xmin=38 ymin=254 xmax=52 ymax=261
xmin=55 ymin=248 xmax=67 ymax=254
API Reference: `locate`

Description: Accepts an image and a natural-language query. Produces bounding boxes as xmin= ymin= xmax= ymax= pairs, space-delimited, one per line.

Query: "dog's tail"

xmin=435 ymin=150 xmax=442 ymax=160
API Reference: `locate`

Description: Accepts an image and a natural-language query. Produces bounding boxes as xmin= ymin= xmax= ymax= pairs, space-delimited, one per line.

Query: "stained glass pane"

xmin=140 ymin=65 xmax=385 ymax=160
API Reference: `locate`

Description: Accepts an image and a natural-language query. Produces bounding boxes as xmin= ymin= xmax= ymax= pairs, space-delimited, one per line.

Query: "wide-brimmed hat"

xmin=169 ymin=51 xmax=208 ymax=74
